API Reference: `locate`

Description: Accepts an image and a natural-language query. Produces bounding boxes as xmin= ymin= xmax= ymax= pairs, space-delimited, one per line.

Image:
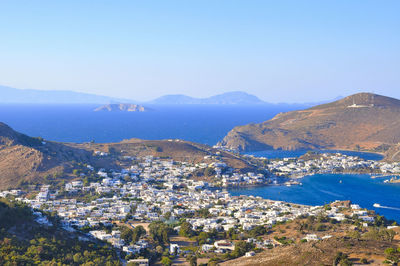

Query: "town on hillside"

xmin=1 ymin=150 xmax=400 ymax=265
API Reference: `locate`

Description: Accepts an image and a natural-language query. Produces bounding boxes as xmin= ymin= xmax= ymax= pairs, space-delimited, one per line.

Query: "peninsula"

xmin=220 ymin=93 xmax=400 ymax=161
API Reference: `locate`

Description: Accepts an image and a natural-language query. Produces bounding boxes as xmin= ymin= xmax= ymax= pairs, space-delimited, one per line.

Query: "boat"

xmin=373 ymin=203 xmax=381 ymax=208
xmin=339 ymin=180 xmax=342 ymax=184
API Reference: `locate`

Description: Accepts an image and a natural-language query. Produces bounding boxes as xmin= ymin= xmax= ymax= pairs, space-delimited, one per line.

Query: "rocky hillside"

xmin=0 ymin=123 xmax=93 ymax=189
xmin=0 ymin=123 xmax=254 ymax=189
xmin=75 ymin=138 xmax=253 ymax=171
xmin=220 ymin=93 xmax=400 ymax=155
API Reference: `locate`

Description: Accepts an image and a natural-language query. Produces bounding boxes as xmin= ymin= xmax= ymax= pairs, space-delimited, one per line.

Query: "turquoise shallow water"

xmin=229 ymin=173 xmax=400 ymax=222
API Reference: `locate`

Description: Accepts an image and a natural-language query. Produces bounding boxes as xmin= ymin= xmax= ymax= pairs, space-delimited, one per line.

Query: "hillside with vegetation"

xmin=220 ymin=93 xmax=400 ymax=158
xmin=0 ymin=197 xmax=120 ymax=265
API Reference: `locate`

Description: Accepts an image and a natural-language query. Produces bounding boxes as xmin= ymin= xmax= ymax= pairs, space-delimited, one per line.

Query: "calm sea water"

xmin=229 ymin=173 xmax=400 ymax=222
xmin=1 ymin=104 xmax=399 ymax=221
xmin=0 ymin=104 xmax=299 ymax=145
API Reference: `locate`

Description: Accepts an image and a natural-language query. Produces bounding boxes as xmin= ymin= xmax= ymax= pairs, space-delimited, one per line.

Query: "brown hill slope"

xmin=0 ymin=123 xmax=95 ymax=189
xmin=0 ymin=123 xmax=253 ymax=190
xmin=219 ymin=237 xmax=392 ymax=266
xmin=73 ymin=138 xmax=253 ymax=171
xmin=220 ymin=93 xmax=400 ymax=154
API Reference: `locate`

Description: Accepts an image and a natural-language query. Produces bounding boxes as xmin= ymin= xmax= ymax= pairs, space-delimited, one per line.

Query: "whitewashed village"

xmin=1 ymin=151 xmax=399 ymax=265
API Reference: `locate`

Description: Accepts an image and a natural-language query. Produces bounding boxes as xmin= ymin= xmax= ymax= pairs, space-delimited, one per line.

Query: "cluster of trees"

xmin=231 ymin=241 xmax=255 ymax=258
xmin=363 ymin=227 xmax=397 ymax=242
xmin=179 ymin=221 xmax=195 ymax=237
xmin=295 ymin=215 xmax=336 ymax=233
xmin=149 ymin=221 xmax=173 ymax=246
xmin=120 ymin=225 xmax=146 ymax=245
xmin=0 ymin=198 xmax=121 ymax=265
xmin=384 ymin=247 xmax=400 ymax=264
xmin=0 ymin=198 xmax=33 ymax=228
xmin=0 ymin=237 xmax=121 ymax=265
xmin=333 ymin=252 xmax=352 ymax=266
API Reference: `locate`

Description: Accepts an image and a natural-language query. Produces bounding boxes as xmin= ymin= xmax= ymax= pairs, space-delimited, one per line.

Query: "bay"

xmin=229 ymin=173 xmax=400 ymax=221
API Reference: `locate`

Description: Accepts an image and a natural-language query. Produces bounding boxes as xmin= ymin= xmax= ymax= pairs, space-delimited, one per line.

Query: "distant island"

xmin=0 ymin=85 xmax=343 ymax=107
xmin=150 ymin=91 xmax=266 ymax=105
xmin=94 ymin=103 xmax=150 ymax=112
xmin=0 ymin=85 xmax=133 ymax=104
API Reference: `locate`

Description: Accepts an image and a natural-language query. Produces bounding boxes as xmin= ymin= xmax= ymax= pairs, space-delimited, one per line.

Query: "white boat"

xmin=373 ymin=203 xmax=381 ymax=208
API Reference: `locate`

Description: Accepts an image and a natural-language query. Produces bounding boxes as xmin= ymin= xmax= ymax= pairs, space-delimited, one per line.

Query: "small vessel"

xmin=339 ymin=180 xmax=342 ymax=184
xmin=373 ymin=203 xmax=381 ymax=208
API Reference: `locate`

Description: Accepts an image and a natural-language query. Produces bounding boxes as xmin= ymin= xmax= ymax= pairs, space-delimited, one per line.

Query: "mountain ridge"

xmin=0 ymin=85 xmax=133 ymax=104
xmin=1 ymin=85 xmax=343 ymax=106
xmin=150 ymin=91 xmax=266 ymax=105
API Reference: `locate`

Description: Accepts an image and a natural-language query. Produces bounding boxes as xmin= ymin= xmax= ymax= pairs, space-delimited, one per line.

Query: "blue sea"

xmin=0 ymin=104 xmax=297 ymax=145
xmin=229 ymin=173 xmax=400 ymax=222
xmin=0 ymin=104 xmax=399 ymax=221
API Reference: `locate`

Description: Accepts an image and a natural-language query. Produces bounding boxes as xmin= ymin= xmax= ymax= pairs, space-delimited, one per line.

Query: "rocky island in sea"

xmin=94 ymin=103 xmax=150 ymax=112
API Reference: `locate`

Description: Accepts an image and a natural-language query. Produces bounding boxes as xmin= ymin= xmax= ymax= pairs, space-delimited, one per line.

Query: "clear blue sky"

xmin=0 ymin=0 xmax=399 ymax=102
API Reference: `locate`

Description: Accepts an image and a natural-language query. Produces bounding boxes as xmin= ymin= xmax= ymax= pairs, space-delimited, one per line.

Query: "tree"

xmin=385 ymin=247 xmax=400 ymax=264
xmin=156 ymin=245 xmax=164 ymax=254
xmin=73 ymin=253 xmax=82 ymax=263
xmin=249 ymin=225 xmax=267 ymax=237
xmin=179 ymin=222 xmax=195 ymax=237
xmin=161 ymin=256 xmax=172 ymax=266
xmin=121 ymin=226 xmax=146 ymax=245
xmin=149 ymin=221 xmax=172 ymax=246
xmin=187 ymin=255 xmax=197 ymax=266
xmin=382 ymin=229 xmax=396 ymax=242
xmin=231 ymin=241 xmax=254 ymax=258
xmin=204 ymin=167 xmax=215 ymax=177
xmin=164 ymin=211 xmax=172 ymax=220
xmin=132 ymin=226 xmax=146 ymax=243
xmin=333 ymin=252 xmax=352 ymax=266
xmin=196 ymin=208 xmax=210 ymax=218
xmin=197 ymin=232 xmax=209 ymax=245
